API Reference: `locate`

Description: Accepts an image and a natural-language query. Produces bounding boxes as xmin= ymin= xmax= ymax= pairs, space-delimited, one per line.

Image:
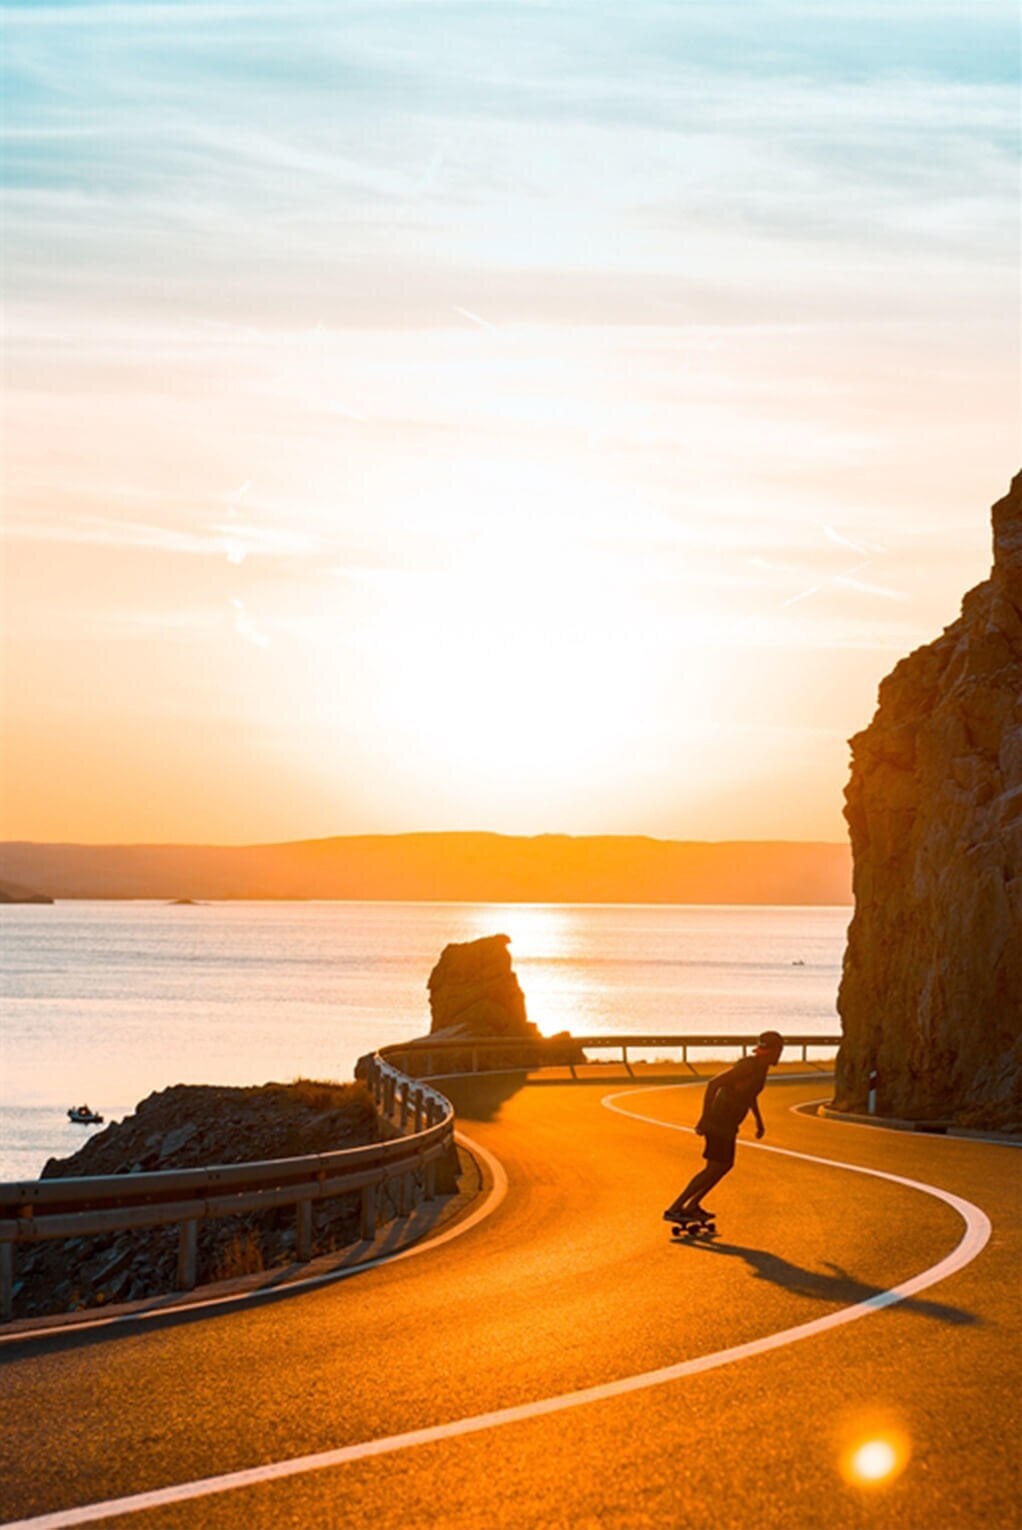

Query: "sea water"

xmin=0 ymin=900 xmax=848 ymax=1180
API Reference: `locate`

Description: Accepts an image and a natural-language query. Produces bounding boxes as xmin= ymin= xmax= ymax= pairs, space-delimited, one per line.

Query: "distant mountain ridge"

xmin=0 ymin=833 xmax=851 ymax=905
xmin=0 ymin=878 xmax=53 ymax=904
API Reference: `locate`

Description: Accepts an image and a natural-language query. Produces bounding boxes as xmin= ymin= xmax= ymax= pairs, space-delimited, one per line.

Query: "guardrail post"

xmin=413 ymin=1090 xmax=424 ymax=1133
xmin=1 ymin=1243 xmax=12 ymax=1322
xmin=399 ymin=1082 xmax=410 ymax=1131
xmin=177 ymin=1219 xmax=198 ymax=1291
xmin=802 ymin=1043 xmax=808 ymax=1063
xmin=398 ymin=1170 xmax=412 ymax=1217
xmin=471 ymin=1048 xmax=479 ymax=1073
xmin=296 ymin=1199 xmax=312 ymax=1262
xmin=361 ymin=1182 xmax=376 ymax=1239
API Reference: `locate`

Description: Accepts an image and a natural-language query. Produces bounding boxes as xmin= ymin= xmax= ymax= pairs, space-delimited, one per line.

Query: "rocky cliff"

xmin=836 ymin=472 xmax=1022 ymax=1129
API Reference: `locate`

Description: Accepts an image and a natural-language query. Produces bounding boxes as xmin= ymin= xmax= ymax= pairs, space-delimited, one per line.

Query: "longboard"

xmin=669 ymin=1217 xmax=716 ymax=1239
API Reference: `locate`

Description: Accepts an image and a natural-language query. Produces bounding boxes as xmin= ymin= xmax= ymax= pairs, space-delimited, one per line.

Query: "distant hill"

xmin=0 ymin=878 xmax=54 ymax=904
xmin=0 ymin=834 xmax=852 ymax=905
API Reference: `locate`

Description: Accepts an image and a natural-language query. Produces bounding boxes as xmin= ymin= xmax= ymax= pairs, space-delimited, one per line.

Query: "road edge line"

xmin=789 ymin=1097 xmax=1022 ymax=1148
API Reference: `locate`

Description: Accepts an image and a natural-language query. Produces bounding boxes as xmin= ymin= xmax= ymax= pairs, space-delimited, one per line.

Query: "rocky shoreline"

xmin=11 ymin=932 xmax=543 ymax=1323
xmin=12 ymin=1080 xmax=381 ymax=1321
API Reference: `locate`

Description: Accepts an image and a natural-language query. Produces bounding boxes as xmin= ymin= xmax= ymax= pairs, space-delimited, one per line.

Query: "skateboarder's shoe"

xmin=662 ymin=1209 xmax=688 ymax=1225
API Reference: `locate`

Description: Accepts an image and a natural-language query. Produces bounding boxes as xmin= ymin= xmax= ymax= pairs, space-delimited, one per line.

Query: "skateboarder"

xmin=663 ymin=1030 xmax=784 ymax=1225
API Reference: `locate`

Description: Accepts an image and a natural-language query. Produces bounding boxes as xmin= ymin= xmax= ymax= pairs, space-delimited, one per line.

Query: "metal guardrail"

xmin=0 ymin=1054 xmax=454 ymax=1323
xmin=381 ymin=1032 xmax=842 ymax=1077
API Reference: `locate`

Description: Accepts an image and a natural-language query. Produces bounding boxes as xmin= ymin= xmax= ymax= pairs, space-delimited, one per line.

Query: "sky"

xmin=1 ymin=0 xmax=1018 ymax=844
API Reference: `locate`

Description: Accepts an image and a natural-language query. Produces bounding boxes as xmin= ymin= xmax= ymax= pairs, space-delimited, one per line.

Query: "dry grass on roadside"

xmin=284 ymin=1077 xmax=361 ymax=1112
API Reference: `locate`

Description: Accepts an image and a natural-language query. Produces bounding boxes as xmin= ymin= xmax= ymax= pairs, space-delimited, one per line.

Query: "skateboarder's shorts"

xmin=703 ymin=1131 xmax=736 ymax=1169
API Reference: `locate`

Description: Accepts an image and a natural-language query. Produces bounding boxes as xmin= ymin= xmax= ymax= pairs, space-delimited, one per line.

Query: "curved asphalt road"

xmin=0 ymin=1077 xmax=1019 ymax=1530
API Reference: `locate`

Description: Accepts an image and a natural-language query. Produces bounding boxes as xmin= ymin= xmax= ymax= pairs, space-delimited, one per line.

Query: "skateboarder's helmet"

xmin=756 ymin=1030 xmax=784 ymax=1055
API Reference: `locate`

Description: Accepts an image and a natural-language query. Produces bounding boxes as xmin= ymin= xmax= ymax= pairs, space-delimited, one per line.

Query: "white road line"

xmin=790 ymin=1096 xmax=1022 ymax=1149
xmin=2 ymin=1087 xmax=991 ymax=1530
xmin=0 ymin=1131 xmax=507 ymax=1349
xmin=603 ymin=1082 xmax=1002 ymax=1208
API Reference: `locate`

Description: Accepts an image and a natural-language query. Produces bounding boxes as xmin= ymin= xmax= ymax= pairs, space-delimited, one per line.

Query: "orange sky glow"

xmin=1 ymin=3 xmax=1017 ymax=845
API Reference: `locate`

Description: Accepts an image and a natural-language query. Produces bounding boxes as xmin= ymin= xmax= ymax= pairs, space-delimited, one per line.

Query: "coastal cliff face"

xmin=836 ymin=472 xmax=1022 ymax=1128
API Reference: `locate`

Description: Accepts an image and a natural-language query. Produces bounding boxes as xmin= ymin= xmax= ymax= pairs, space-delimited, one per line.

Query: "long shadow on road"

xmin=673 ymin=1239 xmax=981 ymax=1326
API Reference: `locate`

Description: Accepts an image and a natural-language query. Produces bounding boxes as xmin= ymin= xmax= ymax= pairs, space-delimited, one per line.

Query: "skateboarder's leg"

xmin=665 ymin=1130 xmax=736 ymax=1218
xmin=665 ymin=1167 xmax=708 ymax=1217
xmin=666 ymin=1160 xmax=729 ymax=1216
xmin=676 ymin=1160 xmax=729 ymax=1212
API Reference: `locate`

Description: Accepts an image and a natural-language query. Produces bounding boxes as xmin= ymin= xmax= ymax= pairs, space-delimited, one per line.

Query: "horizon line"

xmin=0 ymin=830 xmax=851 ymax=851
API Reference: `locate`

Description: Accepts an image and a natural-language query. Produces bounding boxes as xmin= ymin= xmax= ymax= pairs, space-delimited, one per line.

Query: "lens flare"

xmin=840 ymin=1431 xmax=909 ymax=1488
xmin=853 ymin=1441 xmax=898 ymax=1480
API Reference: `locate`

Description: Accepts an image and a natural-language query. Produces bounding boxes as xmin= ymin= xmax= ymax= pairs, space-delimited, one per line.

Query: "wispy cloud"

xmin=824 ymin=525 xmax=886 ymax=556
xmin=779 ymin=558 xmax=909 ymax=610
xmin=2 ymin=0 xmax=1014 ymax=331
xmin=452 ymin=306 xmax=497 ymax=332
xmin=230 ymin=597 xmax=270 ymax=647
xmin=2 ymin=510 xmax=319 ymax=563
xmin=834 ymin=575 xmax=909 ymax=602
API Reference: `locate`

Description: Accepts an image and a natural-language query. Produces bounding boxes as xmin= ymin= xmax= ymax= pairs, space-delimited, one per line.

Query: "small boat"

xmin=68 ymin=1104 xmax=103 ymax=1125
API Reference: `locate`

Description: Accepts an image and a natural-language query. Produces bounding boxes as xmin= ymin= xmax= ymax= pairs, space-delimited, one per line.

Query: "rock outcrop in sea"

xmin=384 ymin=933 xmax=583 ymax=1075
xmin=835 ymin=471 xmax=1022 ymax=1129
xmin=428 ymin=933 xmax=532 ymax=1037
